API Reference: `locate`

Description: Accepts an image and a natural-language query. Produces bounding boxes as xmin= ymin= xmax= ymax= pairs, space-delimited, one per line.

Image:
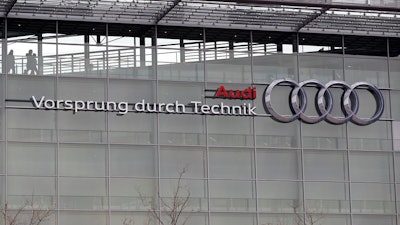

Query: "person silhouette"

xmin=25 ymin=50 xmax=38 ymax=75
xmin=7 ymin=50 xmax=15 ymax=74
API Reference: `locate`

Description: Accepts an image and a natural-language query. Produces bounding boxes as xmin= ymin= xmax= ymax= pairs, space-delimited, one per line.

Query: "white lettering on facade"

xmin=31 ymin=96 xmax=256 ymax=116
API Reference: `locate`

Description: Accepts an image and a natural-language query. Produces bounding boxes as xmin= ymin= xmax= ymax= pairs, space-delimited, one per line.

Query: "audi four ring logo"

xmin=263 ymin=79 xmax=384 ymax=126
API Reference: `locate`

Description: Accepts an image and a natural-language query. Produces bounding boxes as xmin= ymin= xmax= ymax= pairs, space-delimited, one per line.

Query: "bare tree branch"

xmin=1 ymin=195 xmax=54 ymax=225
xmin=126 ymin=166 xmax=192 ymax=225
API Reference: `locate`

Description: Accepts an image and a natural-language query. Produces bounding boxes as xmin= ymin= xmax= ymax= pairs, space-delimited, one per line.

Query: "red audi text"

xmin=215 ymin=86 xmax=256 ymax=100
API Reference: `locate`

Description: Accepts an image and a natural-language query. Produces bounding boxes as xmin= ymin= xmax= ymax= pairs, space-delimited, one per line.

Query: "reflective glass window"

xmin=8 ymin=143 xmax=55 ymax=176
xmin=210 ymin=213 xmax=256 ymax=225
xmin=160 ymin=146 xmax=205 ymax=178
xmin=59 ymin=212 xmax=107 ymax=225
xmin=209 ymin=147 xmax=253 ymax=179
xmin=257 ymin=181 xmax=303 ymax=213
xmin=351 ymin=183 xmax=395 ymax=214
xmin=299 ymin=55 xmax=343 ymax=82
xmin=304 ymin=182 xmax=350 ymax=213
xmin=255 ymin=117 xmax=300 ymax=148
xmin=344 ymin=57 xmax=389 ymax=88
xmin=109 ymin=178 xmax=157 ymax=211
xmin=350 ymin=152 xmax=394 ymax=182
xmin=348 ymin=121 xmax=392 ymax=151
xmin=207 ymin=116 xmax=253 ymax=147
xmin=59 ymin=144 xmax=107 ymax=177
xmin=8 ymin=176 xmax=55 ymax=206
xmin=302 ymin=123 xmax=347 ymax=150
xmin=257 ymin=149 xmax=301 ymax=180
xmin=110 ymin=145 xmax=157 ymax=177
xmin=304 ymin=150 xmax=348 ymax=181
xmin=352 ymin=215 xmax=395 ymax=225
xmin=59 ymin=177 xmax=107 ymax=210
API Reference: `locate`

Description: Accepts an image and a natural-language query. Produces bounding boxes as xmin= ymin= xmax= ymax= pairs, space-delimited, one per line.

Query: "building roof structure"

xmin=0 ymin=0 xmax=399 ymax=38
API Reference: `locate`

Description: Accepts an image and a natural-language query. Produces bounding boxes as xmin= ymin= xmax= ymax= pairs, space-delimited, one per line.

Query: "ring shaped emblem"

xmin=263 ymin=79 xmax=384 ymax=125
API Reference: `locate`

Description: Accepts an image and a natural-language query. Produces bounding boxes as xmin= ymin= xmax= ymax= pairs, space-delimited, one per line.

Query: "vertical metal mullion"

xmin=154 ymin=25 xmax=162 ymax=225
xmin=203 ymin=27 xmax=211 ymax=225
xmin=55 ymin=20 xmax=60 ymax=225
xmin=3 ymin=17 xmax=8 ymax=210
xmin=296 ymin=32 xmax=307 ymax=225
xmin=105 ymin=23 xmax=111 ymax=225
xmin=250 ymin=30 xmax=259 ymax=225
xmin=343 ymin=35 xmax=353 ymax=225
xmin=387 ymin=37 xmax=398 ymax=225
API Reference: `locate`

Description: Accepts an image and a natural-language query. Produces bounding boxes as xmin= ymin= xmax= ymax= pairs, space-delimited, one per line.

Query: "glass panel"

xmin=210 ymin=213 xmax=255 ymax=225
xmin=109 ymin=79 xmax=156 ymax=102
xmin=111 ymin=212 xmax=157 ymax=225
xmin=255 ymin=117 xmax=300 ymax=148
xmin=389 ymin=59 xmax=400 ymax=89
xmin=8 ymin=143 xmax=55 ymax=176
xmin=259 ymin=214 xmax=297 ymax=225
xmin=57 ymin=77 xmax=106 ymax=142
xmin=158 ymin=81 xmax=203 ymax=103
xmin=348 ymin=121 xmax=392 ymax=151
xmin=304 ymin=150 xmax=348 ymax=181
xmin=7 ymin=19 xmax=57 ymax=76
xmin=59 ymin=211 xmax=107 ymax=225
xmin=390 ymin=91 xmax=400 ymax=120
xmin=59 ymin=144 xmax=106 ymax=177
xmin=253 ymin=54 xmax=298 ymax=83
xmin=299 ymin=55 xmax=344 ymax=82
xmin=353 ymin=215 xmax=395 ymax=225
xmin=205 ymin=29 xmax=251 ymax=83
xmin=59 ymin=177 xmax=107 ymax=210
xmin=344 ymin=57 xmax=389 ymax=88
xmin=209 ymin=180 xmax=255 ymax=212
xmin=304 ymin=182 xmax=350 ymax=213
xmin=302 ymin=123 xmax=347 ymax=150
xmin=109 ymin=113 xmax=157 ymax=144
xmin=207 ymin=115 xmax=253 ymax=147
xmin=7 ymin=75 xmax=55 ymax=99
xmin=110 ymin=145 xmax=157 ymax=177
xmin=160 ymin=146 xmax=205 ymax=178
xmin=159 ymin=114 xmax=205 ymax=146
xmin=209 ymin=147 xmax=253 ymax=179
xmin=58 ymin=77 xmax=105 ymax=100
xmin=109 ymin=178 xmax=157 ymax=211
xmin=160 ymin=179 xmax=206 ymax=212
xmin=258 ymin=181 xmax=303 ymax=213
xmin=350 ymin=152 xmax=393 ymax=182
xmin=7 ymin=176 xmax=55 ymax=206
xmin=257 ymin=149 xmax=301 ymax=180
xmin=7 ymin=109 xmax=56 ymax=142
xmin=395 ymin=153 xmax=400 ymax=181
xmin=58 ymin=111 xmax=106 ymax=143
xmin=393 ymin=121 xmax=400 ymax=151
xmin=351 ymin=183 xmax=395 ymax=214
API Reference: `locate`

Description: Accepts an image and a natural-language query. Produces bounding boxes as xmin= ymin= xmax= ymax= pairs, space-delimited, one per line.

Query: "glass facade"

xmin=0 ymin=18 xmax=399 ymax=225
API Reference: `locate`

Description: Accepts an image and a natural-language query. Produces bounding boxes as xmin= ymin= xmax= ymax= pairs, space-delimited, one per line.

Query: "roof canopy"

xmin=2 ymin=0 xmax=400 ymax=37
